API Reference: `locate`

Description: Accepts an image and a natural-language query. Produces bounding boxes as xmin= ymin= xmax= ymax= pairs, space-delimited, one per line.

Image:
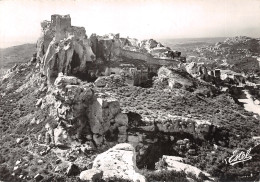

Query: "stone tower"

xmin=51 ymin=14 xmax=71 ymax=41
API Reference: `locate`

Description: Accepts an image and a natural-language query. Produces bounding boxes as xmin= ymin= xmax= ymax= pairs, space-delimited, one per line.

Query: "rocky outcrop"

xmin=37 ymin=14 xmax=184 ymax=85
xmin=157 ymin=155 xmax=212 ymax=180
xmin=80 ymin=169 xmax=103 ymax=182
xmin=94 ymin=74 xmax=126 ymax=88
xmin=96 ymin=36 xmax=122 ymax=61
xmin=185 ymin=62 xmax=199 ymax=76
xmin=37 ymin=15 xmax=96 ymax=85
xmin=194 ymin=36 xmax=260 ymax=73
xmin=40 ymin=73 xmax=127 ymax=147
xmin=80 ymin=143 xmax=146 ymax=182
xmin=37 ymin=20 xmax=55 ymax=59
xmin=140 ymin=39 xmax=162 ymax=51
xmin=140 ymin=39 xmax=181 ymax=59
xmin=43 ymin=35 xmax=95 ymax=84
xmin=92 ymin=34 xmax=181 ymax=62
xmin=185 ymin=62 xmax=214 ymax=83
xmin=155 ymin=66 xmax=196 ymax=90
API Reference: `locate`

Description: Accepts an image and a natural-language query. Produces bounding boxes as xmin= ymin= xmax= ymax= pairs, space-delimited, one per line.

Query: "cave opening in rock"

xmin=71 ymin=51 xmax=81 ymax=71
xmin=71 ymin=52 xmax=98 ymax=82
xmin=127 ymin=112 xmax=145 ymax=128
xmin=73 ymin=71 xmax=97 ymax=82
xmin=136 ymin=71 xmax=158 ymax=88
xmin=104 ymin=128 xmax=119 ymax=142
xmin=136 ymin=139 xmax=179 ymax=170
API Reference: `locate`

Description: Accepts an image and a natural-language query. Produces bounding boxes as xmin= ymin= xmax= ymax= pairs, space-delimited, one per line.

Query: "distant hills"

xmin=186 ymin=36 xmax=260 ymax=73
xmin=159 ymin=37 xmax=227 ymax=56
xmin=0 ymin=43 xmax=36 ymax=75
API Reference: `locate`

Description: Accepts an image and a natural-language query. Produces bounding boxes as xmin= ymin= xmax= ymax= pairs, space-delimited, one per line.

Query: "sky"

xmin=0 ymin=0 xmax=260 ymax=48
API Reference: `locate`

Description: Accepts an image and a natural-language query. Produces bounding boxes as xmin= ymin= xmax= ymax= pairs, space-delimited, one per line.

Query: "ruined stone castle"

xmin=37 ymin=14 xmax=185 ymax=85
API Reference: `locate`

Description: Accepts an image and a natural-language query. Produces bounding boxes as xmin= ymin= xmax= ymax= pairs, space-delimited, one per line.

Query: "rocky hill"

xmin=160 ymin=37 xmax=227 ymax=56
xmin=189 ymin=36 xmax=260 ymax=74
xmin=0 ymin=15 xmax=260 ymax=182
xmin=0 ymin=44 xmax=36 ymax=76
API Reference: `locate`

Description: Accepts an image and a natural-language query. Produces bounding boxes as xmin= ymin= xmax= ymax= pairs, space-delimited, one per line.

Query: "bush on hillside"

xmin=140 ymin=169 xmax=189 ymax=182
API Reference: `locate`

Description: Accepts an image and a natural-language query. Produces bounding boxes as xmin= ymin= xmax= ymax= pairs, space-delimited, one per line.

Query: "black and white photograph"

xmin=0 ymin=0 xmax=260 ymax=181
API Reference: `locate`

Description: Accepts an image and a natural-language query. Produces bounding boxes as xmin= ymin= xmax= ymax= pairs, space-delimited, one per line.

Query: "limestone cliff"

xmin=37 ymin=14 xmax=184 ymax=86
xmin=37 ymin=15 xmax=95 ymax=84
xmin=40 ymin=73 xmax=128 ymax=147
xmin=80 ymin=143 xmax=145 ymax=182
xmin=154 ymin=66 xmax=197 ymax=90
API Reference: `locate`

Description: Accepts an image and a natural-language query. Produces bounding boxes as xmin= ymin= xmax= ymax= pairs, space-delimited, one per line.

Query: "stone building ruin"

xmin=37 ymin=14 xmax=185 ymax=86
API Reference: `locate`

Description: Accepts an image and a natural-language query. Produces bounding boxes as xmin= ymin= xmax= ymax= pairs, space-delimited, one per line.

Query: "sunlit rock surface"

xmin=80 ymin=143 xmax=146 ymax=182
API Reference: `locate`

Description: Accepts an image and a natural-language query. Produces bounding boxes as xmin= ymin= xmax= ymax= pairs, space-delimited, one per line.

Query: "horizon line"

xmin=1 ymin=35 xmax=259 ymax=49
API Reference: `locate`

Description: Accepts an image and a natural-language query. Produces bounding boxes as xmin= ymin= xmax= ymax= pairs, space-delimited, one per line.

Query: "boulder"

xmin=159 ymin=155 xmax=211 ymax=179
xmin=54 ymin=73 xmax=80 ymax=88
xmin=185 ymin=62 xmax=199 ymax=76
xmin=16 ymin=138 xmax=23 ymax=144
xmin=88 ymin=97 xmax=120 ymax=135
xmin=94 ymin=77 xmax=107 ymax=87
xmin=65 ymin=84 xmax=93 ymax=103
xmin=54 ymin=126 xmax=69 ymax=146
xmin=115 ymin=113 xmax=128 ymax=126
xmin=80 ymin=169 xmax=103 ymax=182
xmin=81 ymin=143 xmax=145 ymax=182
xmin=161 ymin=155 xmax=184 ymax=163
xmin=157 ymin=66 xmax=195 ymax=90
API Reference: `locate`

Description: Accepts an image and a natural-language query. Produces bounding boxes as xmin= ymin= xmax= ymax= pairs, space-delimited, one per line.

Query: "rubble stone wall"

xmin=120 ymin=49 xmax=180 ymax=66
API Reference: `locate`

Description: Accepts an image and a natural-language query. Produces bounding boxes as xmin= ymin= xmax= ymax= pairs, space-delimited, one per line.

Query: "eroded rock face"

xmin=37 ymin=14 xmax=184 ymax=86
xmin=37 ymin=20 xmax=55 ymax=60
xmin=140 ymin=39 xmax=181 ymax=59
xmin=40 ymin=74 xmax=127 ymax=147
xmin=88 ymin=97 xmax=120 ymax=134
xmin=37 ymin=15 xmax=96 ymax=85
xmin=43 ymin=36 xmax=95 ymax=84
xmin=156 ymin=66 xmax=196 ymax=90
xmin=54 ymin=73 xmax=81 ymax=88
xmin=185 ymin=62 xmax=199 ymax=76
xmin=80 ymin=143 xmax=146 ymax=182
xmin=157 ymin=155 xmax=212 ymax=180
xmin=97 ymin=37 xmax=122 ymax=61
xmin=140 ymin=39 xmax=161 ymax=50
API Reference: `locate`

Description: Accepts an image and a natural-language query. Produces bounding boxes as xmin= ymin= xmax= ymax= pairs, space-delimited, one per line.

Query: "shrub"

xmin=0 ymin=164 xmax=22 ymax=182
xmin=140 ymin=169 xmax=189 ymax=182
